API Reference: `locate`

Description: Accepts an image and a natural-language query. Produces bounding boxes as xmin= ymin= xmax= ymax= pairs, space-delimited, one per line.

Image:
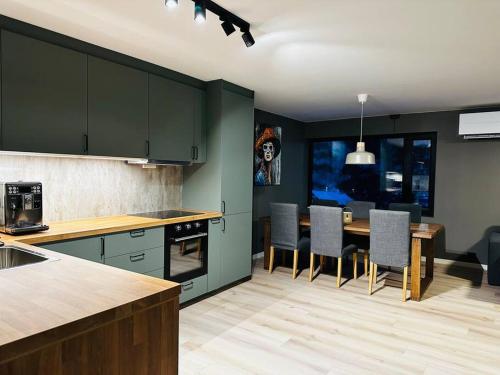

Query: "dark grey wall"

xmin=306 ymin=109 xmax=500 ymax=264
xmin=252 ymin=109 xmax=307 ymax=253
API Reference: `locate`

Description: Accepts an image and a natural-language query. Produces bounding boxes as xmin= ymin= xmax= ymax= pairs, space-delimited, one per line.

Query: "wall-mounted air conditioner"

xmin=459 ymin=111 xmax=500 ymax=139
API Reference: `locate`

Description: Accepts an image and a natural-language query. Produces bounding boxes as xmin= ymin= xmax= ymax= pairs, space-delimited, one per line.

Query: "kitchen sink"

xmin=0 ymin=246 xmax=54 ymax=270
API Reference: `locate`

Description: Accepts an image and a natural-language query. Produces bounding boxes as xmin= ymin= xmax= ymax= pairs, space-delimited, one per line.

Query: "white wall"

xmin=0 ymin=154 xmax=182 ymax=222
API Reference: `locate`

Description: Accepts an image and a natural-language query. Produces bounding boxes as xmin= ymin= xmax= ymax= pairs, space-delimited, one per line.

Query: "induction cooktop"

xmin=130 ymin=210 xmax=195 ymax=220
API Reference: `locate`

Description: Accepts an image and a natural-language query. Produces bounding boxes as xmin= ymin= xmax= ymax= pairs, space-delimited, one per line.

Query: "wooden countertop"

xmin=0 ymin=242 xmax=181 ymax=364
xmin=0 ymin=209 xmax=222 ymax=245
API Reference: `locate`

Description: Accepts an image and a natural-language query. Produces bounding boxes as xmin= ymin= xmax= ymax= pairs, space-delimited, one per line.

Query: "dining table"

xmin=261 ymin=215 xmax=444 ymax=301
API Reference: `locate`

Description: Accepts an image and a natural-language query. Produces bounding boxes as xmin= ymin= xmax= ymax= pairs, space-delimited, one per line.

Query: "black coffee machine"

xmin=0 ymin=182 xmax=49 ymax=235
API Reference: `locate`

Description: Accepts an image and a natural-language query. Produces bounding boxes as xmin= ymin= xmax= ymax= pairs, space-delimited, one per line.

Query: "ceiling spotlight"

xmin=241 ymin=30 xmax=255 ymax=48
xmin=194 ymin=0 xmax=206 ymax=23
xmin=165 ymin=0 xmax=178 ymax=8
xmin=221 ymin=19 xmax=236 ymax=36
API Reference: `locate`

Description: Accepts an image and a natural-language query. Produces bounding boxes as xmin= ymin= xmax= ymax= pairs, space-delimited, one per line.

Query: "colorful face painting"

xmin=254 ymin=124 xmax=282 ymax=186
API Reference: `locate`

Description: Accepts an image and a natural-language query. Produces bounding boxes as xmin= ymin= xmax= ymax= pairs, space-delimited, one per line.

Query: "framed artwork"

xmin=254 ymin=124 xmax=282 ymax=186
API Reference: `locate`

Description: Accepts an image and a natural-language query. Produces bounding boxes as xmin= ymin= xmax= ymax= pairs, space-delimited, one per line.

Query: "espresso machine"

xmin=0 ymin=182 xmax=49 ymax=235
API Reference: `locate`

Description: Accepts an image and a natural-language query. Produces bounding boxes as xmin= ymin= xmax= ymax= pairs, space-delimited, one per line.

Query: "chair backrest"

xmin=389 ymin=203 xmax=422 ymax=223
xmin=310 ymin=205 xmax=343 ymax=258
xmin=270 ymin=203 xmax=299 ymax=250
xmin=311 ymin=198 xmax=339 ymax=207
xmin=370 ymin=209 xmax=411 ymax=268
xmin=346 ymin=200 xmax=376 ymax=219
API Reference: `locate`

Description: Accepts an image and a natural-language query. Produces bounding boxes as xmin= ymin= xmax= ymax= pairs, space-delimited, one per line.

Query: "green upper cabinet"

xmin=220 ymin=89 xmax=254 ymax=215
xmin=193 ymin=88 xmax=207 ymax=163
xmin=88 ymin=56 xmax=148 ymax=158
xmin=148 ymin=74 xmax=195 ymax=162
xmin=1 ymin=30 xmax=87 ymax=154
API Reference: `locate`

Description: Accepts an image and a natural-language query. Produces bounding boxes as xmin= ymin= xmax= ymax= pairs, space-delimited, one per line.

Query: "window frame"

xmin=307 ymin=132 xmax=437 ymax=217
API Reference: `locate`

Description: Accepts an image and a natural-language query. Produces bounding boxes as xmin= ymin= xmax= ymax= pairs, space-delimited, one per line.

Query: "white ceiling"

xmin=2 ymin=0 xmax=500 ymax=122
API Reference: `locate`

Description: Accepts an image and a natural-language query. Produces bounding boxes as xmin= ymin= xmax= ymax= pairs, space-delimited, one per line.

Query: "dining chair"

xmin=269 ymin=203 xmax=310 ymax=279
xmin=368 ymin=209 xmax=411 ymax=302
xmin=389 ymin=202 xmax=422 ymax=223
xmin=345 ymin=200 xmax=375 ymax=276
xmin=309 ymin=206 xmax=358 ymax=287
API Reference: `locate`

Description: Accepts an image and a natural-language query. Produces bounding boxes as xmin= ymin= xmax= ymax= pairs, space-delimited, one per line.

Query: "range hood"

xmin=126 ymin=159 xmax=192 ymax=167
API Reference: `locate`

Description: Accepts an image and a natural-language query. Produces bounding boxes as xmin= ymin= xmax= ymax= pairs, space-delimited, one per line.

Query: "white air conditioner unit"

xmin=459 ymin=111 xmax=500 ymax=139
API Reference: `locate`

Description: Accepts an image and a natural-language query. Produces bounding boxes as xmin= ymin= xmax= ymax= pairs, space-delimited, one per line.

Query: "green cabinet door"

xmin=193 ymin=88 xmax=207 ymax=163
xmin=1 ymin=30 xmax=87 ymax=154
xmin=220 ymin=212 xmax=252 ymax=286
xmin=41 ymin=237 xmax=103 ymax=263
xmin=207 ymin=218 xmax=222 ymax=292
xmin=220 ymin=90 xmax=254 ymax=215
xmin=88 ymin=56 xmax=148 ymax=158
xmin=148 ymin=74 xmax=195 ymax=162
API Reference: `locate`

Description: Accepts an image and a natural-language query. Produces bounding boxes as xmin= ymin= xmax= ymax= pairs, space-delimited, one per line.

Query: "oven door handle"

xmin=172 ymin=232 xmax=208 ymax=242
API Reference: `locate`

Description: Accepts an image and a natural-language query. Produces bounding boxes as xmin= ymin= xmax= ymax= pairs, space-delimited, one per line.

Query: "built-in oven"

xmin=165 ymin=219 xmax=208 ymax=283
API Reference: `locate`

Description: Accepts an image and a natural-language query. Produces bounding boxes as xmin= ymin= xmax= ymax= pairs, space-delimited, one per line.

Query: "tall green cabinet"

xmin=183 ymin=80 xmax=254 ymax=292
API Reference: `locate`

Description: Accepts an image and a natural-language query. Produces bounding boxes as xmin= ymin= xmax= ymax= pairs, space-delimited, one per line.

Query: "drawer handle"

xmin=130 ymin=229 xmax=145 ymax=238
xmin=182 ymin=281 xmax=194 ymax=291
xmin=130 ymin=253 xmax=145 ymax=262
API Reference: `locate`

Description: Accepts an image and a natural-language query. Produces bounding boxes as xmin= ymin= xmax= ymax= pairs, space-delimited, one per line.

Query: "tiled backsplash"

xmin=0 ymin=154 xmax=182 ymax=222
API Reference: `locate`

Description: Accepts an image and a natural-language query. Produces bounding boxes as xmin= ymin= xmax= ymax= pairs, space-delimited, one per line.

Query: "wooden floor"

xmin=180 ymin=259 xmax=500 ymax=374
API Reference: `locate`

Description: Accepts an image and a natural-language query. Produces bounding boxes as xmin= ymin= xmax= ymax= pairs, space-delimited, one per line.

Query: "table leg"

xmin=263 ymin=220 xmax=271 ymax=270
xmin=411 ymin=237 xmax=422 ymax=301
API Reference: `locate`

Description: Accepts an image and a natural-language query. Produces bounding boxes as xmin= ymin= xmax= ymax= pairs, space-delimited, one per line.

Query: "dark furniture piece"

xmin=488 ymin=232 xmax=500 ymax=286
xmin=269 ymin=203 xmax=310 ymax=279
xmin=309 ymin=206 xmax=358 ymax=287
xmin=369 ymin=210 xmax=411 ymax=302
xmin=346 ymin=201 xmax=376 ymax=219
xmin=389 ymin=203 xmax=422 ymax=223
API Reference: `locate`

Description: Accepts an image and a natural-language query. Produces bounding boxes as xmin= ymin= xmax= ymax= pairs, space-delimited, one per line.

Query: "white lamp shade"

xmin=345 ymin=142 xmax=376 ymax=165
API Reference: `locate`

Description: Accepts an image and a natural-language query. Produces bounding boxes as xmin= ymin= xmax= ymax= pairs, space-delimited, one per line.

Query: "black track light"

xmin=194 ymin=0 xmax=206 ymax=23
xmin=165 ymin=0 xmax=178 ymax=8
xmin=241 ymin=30 xmax=255 ymax=48
xmin=220 ymin=19 xmax=236 ymax=36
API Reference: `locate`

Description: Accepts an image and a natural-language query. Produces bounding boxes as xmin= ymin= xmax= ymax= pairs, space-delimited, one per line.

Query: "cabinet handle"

xmin=100 ymin=237 xmax=105 ymax=258
xmin=221 ymin=200 xmax=226 ymax=214
xmin=191 ymin=146 xmax=196 ymax=160
xmin=130 ymin=229 xmax=145 ymax=238
xmin=130 ymin=253 xmax=145 ymax=262
xmin=182 ymin=281 xmax=194 ymax=291
xmin=222 ymin=218 xmax=226 ymax=233
xmin=195 ymin=146 xmax=199 ymax=160
xmin=146 ymin=140 xmax=150 ymax=157
xmin=83 ymin=134 xmax=89 ymax=153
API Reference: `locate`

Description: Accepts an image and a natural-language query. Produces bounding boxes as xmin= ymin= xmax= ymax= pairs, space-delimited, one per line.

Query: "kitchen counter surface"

xmin=0 ymin=242 xmax=181 ymax=365
xmin=0 ymin=209 xmax=222 ymax=245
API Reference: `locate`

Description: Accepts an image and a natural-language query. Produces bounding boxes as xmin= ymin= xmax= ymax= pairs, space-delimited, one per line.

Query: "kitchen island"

xmin=0 ymin=242 xmax=180 ymax=374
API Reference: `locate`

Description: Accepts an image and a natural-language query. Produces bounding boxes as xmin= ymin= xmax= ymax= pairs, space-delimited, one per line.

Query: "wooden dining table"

xmin=261 ymin=215 xmax=444 ymax=301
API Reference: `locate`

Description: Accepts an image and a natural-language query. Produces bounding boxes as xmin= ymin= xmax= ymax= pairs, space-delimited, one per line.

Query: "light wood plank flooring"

xmin=180 ymin=259 xmax=500 ymax=374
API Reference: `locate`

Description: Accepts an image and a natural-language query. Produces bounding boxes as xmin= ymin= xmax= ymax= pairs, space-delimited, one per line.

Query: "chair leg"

xmin=353 ymin=252 xmax=358 ymax=279
xmin=402 ymin=266 xmax=408 ymax=302
xmin=309 ymin=252 xmax=315 ymax=282
xmin=269 ymin=246 xmax=275 ymax=274
xmin=373 ymin=264 xmax=378 ymax=284
xmin=363 ymin=250 xmax=369 ymax=277
xmin=292 ymin=249 xmax=299 ymax=279
xmin=368 ymin=262 xmax=374 ymax=295
xmin=336 ymin=257 xmax=342 ymax=288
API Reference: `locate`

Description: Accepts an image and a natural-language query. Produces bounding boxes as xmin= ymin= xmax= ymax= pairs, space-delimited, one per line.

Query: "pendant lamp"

xmin=345 ymin=94 xmax=376 ymax=165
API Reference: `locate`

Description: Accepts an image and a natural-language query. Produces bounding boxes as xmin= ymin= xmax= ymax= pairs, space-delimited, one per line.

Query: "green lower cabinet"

xmin=105 ymin=246 xmax=164 ymax=274
xmin=179 ymin=275 xmax=208 ymax=304
xmin=207 ymin=218 xmax=222 ymax=292
xmin=41 ymin=237 xmax=103 ymax=263
xmin=220 ymin=212 xmax=252 ymax=287
xmin=144 ymin=268 xmax=165 ymax=279
xmin=104 ymin=227 xmax=164 ymax=258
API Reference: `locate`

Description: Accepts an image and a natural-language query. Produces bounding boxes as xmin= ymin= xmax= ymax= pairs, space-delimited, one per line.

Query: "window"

xmin=309 ymin=133 xmax=437 ymax=216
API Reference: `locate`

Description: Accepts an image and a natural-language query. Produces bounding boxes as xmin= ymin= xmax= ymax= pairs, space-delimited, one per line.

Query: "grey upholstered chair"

xmin=389 ymin=203 xmax=422 ymax=223
xmin=309 ymin=206 xmax=358 ymax=287
xmin=345 ymin=200 xmax=375 ymax=276
xmin=345 ymin=200 xmax=376 ymax=219
xmin=270 ymin=203 xmax=310 ymax=279
xmin=369 ymin=209 xmax=411 ymax=302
